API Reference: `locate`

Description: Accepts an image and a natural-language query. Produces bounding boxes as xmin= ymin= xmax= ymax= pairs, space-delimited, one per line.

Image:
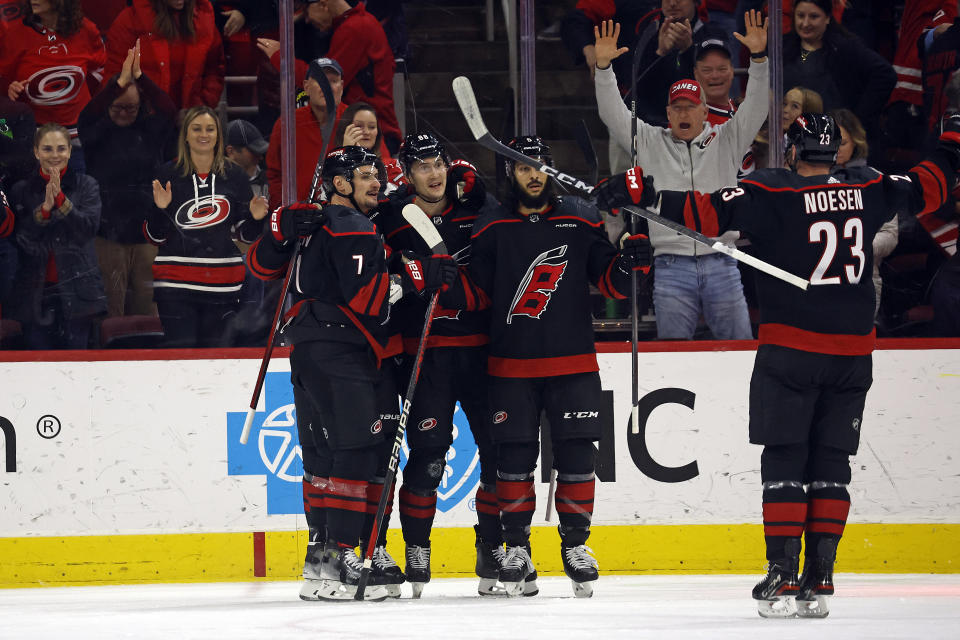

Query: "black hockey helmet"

xmin=785 ymin=113 xmax=840 ymax=166
xmin=397 ymin=133 xmax=449 ymax=175
xmin=504 ymin=135 xmax=552 ymax=178
xmin=321 ymin=145 xmax=379 ymax=196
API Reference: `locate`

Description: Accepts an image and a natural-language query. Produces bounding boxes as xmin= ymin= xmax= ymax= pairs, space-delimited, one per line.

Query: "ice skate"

xmin=499 ymin=544 xmax=535 ymax=597
xmin=298 ymin=532 xmax=327 ymax=601
xmin=797 ymin=538 xmax=837 ymax=618
xmin=404 ymin=544 xmax=431 ymax=598
xmin=370 ymin=544 xmax=405 ymax=598
xmin=561 ymin=543 xmax=599 ymax=598
xmin=752 ymin=540 xmax=800 ymax=618
xmin=299 ymin=542 xmax=389 ymax=602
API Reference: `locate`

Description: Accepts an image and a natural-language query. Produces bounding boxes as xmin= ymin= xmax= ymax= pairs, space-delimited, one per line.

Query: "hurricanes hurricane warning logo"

xmin=507 ymin=245 xmax=568 ymax=323
xmin=176 ymin=195 xmax=231 ymax=229
xmin=25 ymin=65 xmax=85 ymax=106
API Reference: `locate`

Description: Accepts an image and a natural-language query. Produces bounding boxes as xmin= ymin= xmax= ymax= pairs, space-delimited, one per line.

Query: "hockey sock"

xmin=303 ymin=473 xmax=327 ymax=534
xmin=497 ymin=442 xmax=538 ymax=546
xmin=326 ymin=448 xmax=377 ymax=548
xmin=398 ymin=484 xmax=437 ymax=547
xmin=474 ymin=482 xmax=501 ymax=544
xmin=364 ymin=475 xmax=395 ymax=547
xmin=553 ymin=439 xmax=596 ymax=537
xmin=805 ymin=446 xmax=851 ymax=554
xmin=760 ymin=444 xmax=808 ymax=561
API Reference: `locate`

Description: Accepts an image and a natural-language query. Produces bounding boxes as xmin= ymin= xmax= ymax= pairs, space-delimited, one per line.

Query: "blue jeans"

xmin=652 ymin=253 xmax=753 ymax=340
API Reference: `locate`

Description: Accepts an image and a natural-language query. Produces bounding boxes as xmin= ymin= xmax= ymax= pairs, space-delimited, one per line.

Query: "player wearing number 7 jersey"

xmin=597 ymin=112 xmax=960 ymax=618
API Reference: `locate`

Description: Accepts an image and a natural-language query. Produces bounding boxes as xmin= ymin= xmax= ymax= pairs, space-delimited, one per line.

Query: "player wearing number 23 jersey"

xmin=598 ymin=113 xmax=960 ymax=618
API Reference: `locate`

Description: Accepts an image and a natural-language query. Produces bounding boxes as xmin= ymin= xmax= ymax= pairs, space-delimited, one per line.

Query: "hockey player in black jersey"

xmin=468 ymin=136 xmax=651 ymax=598
xmin=370 ymin=133 xmax=513 ymax=597
xmin=596 ymin=113 xmax=960 ymax=617
xmin=246 ymin=146 xmax=453 ymax=601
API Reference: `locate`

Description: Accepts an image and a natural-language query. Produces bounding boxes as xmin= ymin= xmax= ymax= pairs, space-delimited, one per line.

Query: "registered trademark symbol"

xmin=37 ymin=415 xmax=61 ymax=439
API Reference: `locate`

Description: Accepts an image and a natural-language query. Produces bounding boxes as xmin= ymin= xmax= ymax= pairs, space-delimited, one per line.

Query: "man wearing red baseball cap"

xmin=593 ymin=11 xmax=769 ymax=341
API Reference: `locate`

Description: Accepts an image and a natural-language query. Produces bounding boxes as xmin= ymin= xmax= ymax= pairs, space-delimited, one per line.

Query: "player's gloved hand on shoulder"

xmin=270 ymin=202 xmax=326 ymax=245
xmin=617 ymin=232 xmax=652 ymax=274
xmin=400 ymin=251 xmax=458 ymax=297
xmin=594 ymin=167 xmax=656 ymax=213
xmin=447 ymin=159 xmax=486 ymax=210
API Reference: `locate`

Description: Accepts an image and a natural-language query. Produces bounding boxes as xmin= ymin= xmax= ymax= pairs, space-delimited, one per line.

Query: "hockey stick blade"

xmin=453 ymin=76 xmax=810 ymax=291
xmin=402 ymin=203 xmax=448 ymax=255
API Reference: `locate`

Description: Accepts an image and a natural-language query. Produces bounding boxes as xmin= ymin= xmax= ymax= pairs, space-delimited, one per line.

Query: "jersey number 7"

xmin=808 ymin=218 xmax=865 ymax=285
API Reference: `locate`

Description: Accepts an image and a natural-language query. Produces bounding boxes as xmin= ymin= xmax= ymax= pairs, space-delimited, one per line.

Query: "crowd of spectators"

xmin=0 ymin=0 xmax=958 ymax=350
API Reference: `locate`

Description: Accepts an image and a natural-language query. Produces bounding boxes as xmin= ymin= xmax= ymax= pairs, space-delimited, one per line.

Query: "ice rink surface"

xmin=3 ymin=574 xmax=959 ymax=640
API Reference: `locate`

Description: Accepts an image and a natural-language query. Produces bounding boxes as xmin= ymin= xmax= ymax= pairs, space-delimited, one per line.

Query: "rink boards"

xmin=1 ymin=340 xmax=958 ymax=587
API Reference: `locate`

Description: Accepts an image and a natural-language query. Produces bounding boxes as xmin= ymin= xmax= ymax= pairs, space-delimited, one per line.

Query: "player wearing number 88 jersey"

xmin=617 ymin=113 xmax=960 ymax=618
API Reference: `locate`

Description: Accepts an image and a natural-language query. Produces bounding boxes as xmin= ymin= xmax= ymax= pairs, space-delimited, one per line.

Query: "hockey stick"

xmin=240 ymin=70 xmax=337 ymax=445
xmin=356 ymin=203 xmax=447 ymax=600
xmin=451 ymin=75 xmax=809 ymax=291
xmin=573 ymin=119 xmax=598 ymax=187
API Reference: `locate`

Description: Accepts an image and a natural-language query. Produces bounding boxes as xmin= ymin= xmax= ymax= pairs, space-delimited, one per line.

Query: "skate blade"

xmin=300 ymin=579 xmax=388 ymax=602
xmin=523 ymin=578 xmax=539 ymax=597
xmin=478 ymin=577 xmax=508 ymax=597
xmin=410 ymin=582 xmax=426 ymax=599
xmin=502 ymin=581 xmax=525 ymax=597
xmin=571 ymin=580 xmax=595 ymax=598
xmin=386 ymin=584 xmax=402 ymax=599
xmin=757 ymin=596 xmax=798 ymax=618
xmin=797 ymin=595 xmax=830 ymax=618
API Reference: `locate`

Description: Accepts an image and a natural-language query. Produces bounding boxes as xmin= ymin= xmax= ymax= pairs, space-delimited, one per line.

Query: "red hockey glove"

xmin=400 ymin=252 xmax=458 ymax=297
xmin=594 ymin=167 xmax=656 ymax=213
xmin=618 ymin=232 xmax=652 ymax=274
xmin=270 ymin=202 xmax=326 ymax=245
xmin=447 ymin=159 xmax=486 ymax=210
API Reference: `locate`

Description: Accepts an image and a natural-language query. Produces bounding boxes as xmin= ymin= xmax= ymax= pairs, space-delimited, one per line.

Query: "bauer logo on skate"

xmin=226 ymin=372 xmax=303 ymax=514
xmin=175 ymin=196 xmax=231 ymax=229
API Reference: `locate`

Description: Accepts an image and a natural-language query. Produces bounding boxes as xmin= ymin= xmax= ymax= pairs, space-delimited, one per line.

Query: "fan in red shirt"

xmin=104 ymin=0 xmax=225 ymax=110
xmin=0 ymin=0 xmax=104 ymax=136
xmin=295 ymin=0 xmax=401 ymax=151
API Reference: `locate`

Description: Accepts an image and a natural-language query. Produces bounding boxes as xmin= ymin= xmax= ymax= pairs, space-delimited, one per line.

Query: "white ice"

xmin=2 ymin=575 xmax=958 ymax=640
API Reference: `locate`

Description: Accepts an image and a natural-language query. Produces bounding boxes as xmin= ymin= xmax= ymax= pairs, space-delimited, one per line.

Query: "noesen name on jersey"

xmin=803 ymin=188 xmax=865 ymax=215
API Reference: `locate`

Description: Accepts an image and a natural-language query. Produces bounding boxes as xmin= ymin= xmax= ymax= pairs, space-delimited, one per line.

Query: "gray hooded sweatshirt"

xmin=595 ymin=58 xmax=769 ymax=256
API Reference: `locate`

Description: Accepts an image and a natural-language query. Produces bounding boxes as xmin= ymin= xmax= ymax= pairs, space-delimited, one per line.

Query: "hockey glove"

xmin=447 ymin=159 xmax=486 ymax=210
xmin=594 ymin=167 xmax=656 ymax=213
xmin=270 ymin=202 xmax=327 ymax=245
xmin=400 ymin=251 xmax=458 ymax=297
xmin=618 ymin=232 xmax=652 ymax=274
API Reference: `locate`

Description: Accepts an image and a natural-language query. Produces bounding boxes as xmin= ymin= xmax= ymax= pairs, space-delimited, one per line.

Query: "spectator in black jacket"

xmin=8 ymin=123 xmax=106 ymax=349
xmin=782 ymin=0 xmax=896 ymax=163
xmin=78 ymin=41 xmax=177 ymax=318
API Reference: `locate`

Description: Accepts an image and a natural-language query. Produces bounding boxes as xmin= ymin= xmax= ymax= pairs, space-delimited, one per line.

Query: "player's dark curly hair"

xmin=22 ymin=0 xmax=84 ymax=38
xmin=150 ymin=0 xmax=197 ymax=41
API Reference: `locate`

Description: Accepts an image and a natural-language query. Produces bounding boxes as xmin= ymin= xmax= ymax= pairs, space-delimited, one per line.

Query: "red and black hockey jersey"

xmin=247 ymin=203 xmax=401 ymax=362
xmin=0 ymin=187 xmax=13 ymax=237
xmin=656 ymin=149 xmax=958 ymax=355
xmin=371 ymin=189 xmax=492 ymax=354
xmin=469 ymin=196 xmax=633 ymax=379
xmin=0 ymin=17 xmax=105 ymax=132
xmin=144 ymin=161 xmax=259 ymax=303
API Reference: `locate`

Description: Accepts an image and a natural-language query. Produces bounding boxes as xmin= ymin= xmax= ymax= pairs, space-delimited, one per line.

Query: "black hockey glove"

xmin=617 ymin=232 xmax=652 ymax=274
xmin=400 ymin=251 xmax=458 ymax=297
xmin=270 ymin=202 xmax=327 ymax=245
xmin=446 ymin=159 xmax=486 ymax=210
xmin=594 ymin=167 xmax=656 ymax=213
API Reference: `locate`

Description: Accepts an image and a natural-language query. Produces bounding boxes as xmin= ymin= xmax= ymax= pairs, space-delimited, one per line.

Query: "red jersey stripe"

xmin=759 ymin=323 xmax=876 ymax=355
xmin=152 ymin=263 xmax=246 ymax=285
xmin=488 ymin=353 xmax=599 ymax=378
